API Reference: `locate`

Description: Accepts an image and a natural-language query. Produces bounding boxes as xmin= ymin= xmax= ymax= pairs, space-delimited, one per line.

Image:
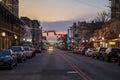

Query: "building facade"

xmin=92 ymin=18 xmax=120 ymax=48
xmin=110 ymin=0 xmax=120 ymax=19
xmin=21 ymin=17 xmax=33 ymax=44
xmin=101 ymin=19 xmax=120 ymax=48
xmin=70 ymin=21 xmax=92 ymax=48
xmin=0 ymin=0 xmax=19 ymax=16
xmin=32 ymin=20 xmax=42 ymax=46
xmin=0 ymin=0 xmax=25 ymax=49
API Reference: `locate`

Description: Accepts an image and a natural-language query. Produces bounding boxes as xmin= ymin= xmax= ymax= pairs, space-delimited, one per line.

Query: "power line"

xmin=74 ymin=0 xmax=108 ymax=10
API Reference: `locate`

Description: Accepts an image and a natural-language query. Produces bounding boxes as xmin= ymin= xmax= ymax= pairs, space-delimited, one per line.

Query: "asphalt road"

xmin=0 ymin=48 xmax=120 ymax=80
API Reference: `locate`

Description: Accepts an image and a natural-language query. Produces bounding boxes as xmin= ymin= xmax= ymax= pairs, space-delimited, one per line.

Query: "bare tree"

xmin=95 ymin=11 xmax=111 ymax=23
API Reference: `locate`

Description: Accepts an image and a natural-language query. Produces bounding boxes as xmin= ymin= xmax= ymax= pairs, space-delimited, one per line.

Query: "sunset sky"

xmin=19 ymin=0 xmax=109 ymax=41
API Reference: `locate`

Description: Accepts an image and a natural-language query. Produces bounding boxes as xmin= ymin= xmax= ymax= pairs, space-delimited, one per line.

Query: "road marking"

xmin=67 ymin=71 xmax=78 ymax=74
xmin=58 ymin=53 xmax=93 ymax=80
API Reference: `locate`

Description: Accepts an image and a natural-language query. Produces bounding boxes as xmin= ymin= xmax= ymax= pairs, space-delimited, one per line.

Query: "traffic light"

xmin=61 ymin=34 xmax=67 ymax=40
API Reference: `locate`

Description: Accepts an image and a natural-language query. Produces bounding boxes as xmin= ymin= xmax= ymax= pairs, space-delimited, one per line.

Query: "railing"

xmin=12 ymin=27 xmax=20 ymax=34
xmin=0 ymin=21 xmax=20 ymax=35
xmin=0 ymin=21 xmax=11 ymax=30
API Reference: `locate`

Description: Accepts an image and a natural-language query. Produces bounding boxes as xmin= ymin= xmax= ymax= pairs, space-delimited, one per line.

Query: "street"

xmin=0 ymin=48 xmax=120 ymax=80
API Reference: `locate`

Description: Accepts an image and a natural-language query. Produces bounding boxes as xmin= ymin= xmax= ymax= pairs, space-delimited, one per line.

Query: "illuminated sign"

xmin=109 ymin=42 xmax=116 ymax=45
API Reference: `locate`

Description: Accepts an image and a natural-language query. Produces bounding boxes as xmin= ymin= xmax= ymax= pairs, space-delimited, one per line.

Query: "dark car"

xmin=92 ymin=47 xmax=107 ymax=59
xmin=11 ymin=46 xmax=26 ymax=62
xmin=103 ymin=47 xmax=120 ymax=62
xmin=34 ymin=47 xmax=41 ymax=53
xmin=118 ymin=54 xmax=120 ymax=66
xmin=0 ymin=50 xmax=17 ymax=69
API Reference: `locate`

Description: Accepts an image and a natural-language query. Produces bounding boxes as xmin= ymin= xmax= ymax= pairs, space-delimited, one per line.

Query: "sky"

xmin=19 ymin=0 xmax=109 ymax=41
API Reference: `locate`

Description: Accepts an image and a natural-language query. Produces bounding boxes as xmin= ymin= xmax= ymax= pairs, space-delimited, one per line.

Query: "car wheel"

xmin=101 ymin=56 xmax=104 ymax=60
xmin=20 ymin=58 xmax=23 ymax=63
xmin=9 ymin=63 xmax=13 ymax=69
xmin=15 ymin=60 xmax=18 ymax=66
xmin=96 ymin=55 xmax=99 ymax=59
xmin=118 ymin=59 xmax=120 ymax=66
xmin=92 ymin=55 xmax=95 ymax=58
xmin=118 ymin=61 xmax=120 ymax=66
xmin=105 ymin=56 xmax=111 ymax=62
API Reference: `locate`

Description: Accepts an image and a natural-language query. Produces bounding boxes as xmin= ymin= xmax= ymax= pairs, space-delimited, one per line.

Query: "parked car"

xmin=80 ymin=47 xmax=88 ymax=55
xmin=103 ymin=47 xmax=120 ymax=62
xmin=23 ymin=44 xmax=35 ymax=56
xmin=92 ymin=47 xmax=107 ymax=59
xmin=11 ymin=46 xmax=26 ymax=62
xmin=73 ymin=47 xmax=79 ymax=53
xmin=118 ymin=54 xmax=120 ymax=66
xmin=0 ymin=50 xmax=17 ymax=69
xmin=34 ymin=47 xmax=41 ymax=53
xmin=85 ymin=48 xmax=96 ymax=56
xmin=23 ymin=46 xmax=32 ymax=58
xmin=42 ymin=45 xmax=48 ymax=50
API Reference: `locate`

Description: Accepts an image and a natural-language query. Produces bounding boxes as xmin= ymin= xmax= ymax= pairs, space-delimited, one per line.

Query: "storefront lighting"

xmin=119 ymin=34 xmax=120 ymax=38
xmin=92 ymin=38 xmax=95 ymax=41
xmin=86 ymin=40 xmax=88 ymax=42
xmin=109 ymin=42 xmax=115 ymax=45
xmin=100 ymin=42 xmax=103 ymax=44
xmin=0 ymin=0 xmax=3 ymax=2
xmin=29 ymin=39 xmax=32 ymax=42
xmin=82 ymin=40 xmax=85 ymax=42
xmin=26 ymin=39 xmax=29 ymax=42
xmin=14 ymin=35 xmax=17 ymax=39
xmin=2 ymin=32 xmax=6 ymax=37
xmin=23 ymin=38 xmax=25 ymax=41
xmin=102 ymin=37 xmax=104 ymax=40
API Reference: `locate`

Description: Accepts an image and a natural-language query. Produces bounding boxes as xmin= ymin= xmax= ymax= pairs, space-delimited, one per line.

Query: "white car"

xmin=85 ymin=48 xmax=96 ymax=56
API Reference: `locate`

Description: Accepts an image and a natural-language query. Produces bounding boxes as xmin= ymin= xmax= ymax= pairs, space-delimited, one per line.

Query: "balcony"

xmin=0 ymin=21 xmax=11 ymax=30
xmin=0 ymin=21 xmax=20 ymax=35
xmin=12 ymin=26 xmax=20 ymax=35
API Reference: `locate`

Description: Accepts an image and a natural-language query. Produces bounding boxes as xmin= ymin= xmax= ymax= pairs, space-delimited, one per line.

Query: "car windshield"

xmin=0 ymin=50 xmax=11 ymax=56
xmin=24 ymin=45 xmax=32 ymax=48
xmin=112 ymin=48 xmax=120 ymax=53
xmin=100 ymin=48 xmax=106 ymax=51
xmin=24 ymin=47 xmax=30 ymax=51
xmin=11 ymin=47 xmax=22 ymax=52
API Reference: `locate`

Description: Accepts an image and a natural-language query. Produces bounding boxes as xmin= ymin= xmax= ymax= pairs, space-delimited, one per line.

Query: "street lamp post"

xmin=2 ymin=32 xmax=6 ymax=49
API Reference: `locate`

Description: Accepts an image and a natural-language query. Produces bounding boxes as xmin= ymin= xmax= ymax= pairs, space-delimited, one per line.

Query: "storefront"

xmin=108 ymin=38 xmax=120 ymax=48
xmin=0 ymin=30 xmax=20 ymax=49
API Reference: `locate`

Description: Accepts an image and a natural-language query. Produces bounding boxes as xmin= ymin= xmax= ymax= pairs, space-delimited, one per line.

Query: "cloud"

xmin=41 ymin=20 xmax=74 ymax=32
